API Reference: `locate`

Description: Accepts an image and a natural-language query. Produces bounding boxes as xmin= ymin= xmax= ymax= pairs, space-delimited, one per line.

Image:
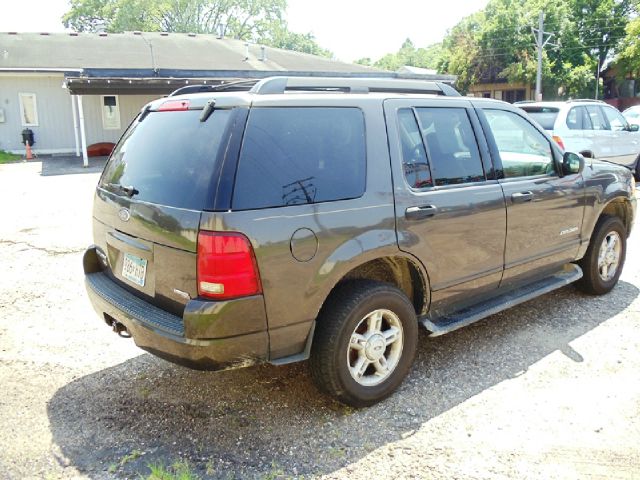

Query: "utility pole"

xmin=532 ymin=11 xmax=556 ymax=101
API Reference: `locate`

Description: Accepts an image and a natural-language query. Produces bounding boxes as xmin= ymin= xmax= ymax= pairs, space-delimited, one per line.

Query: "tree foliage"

xmin=437 ymin=0 xmax=637 ymax=97
xmin=62 ymin=0 xmax=330 ymax=57
xmin=369 ymin=39 xmax=443 ymax=72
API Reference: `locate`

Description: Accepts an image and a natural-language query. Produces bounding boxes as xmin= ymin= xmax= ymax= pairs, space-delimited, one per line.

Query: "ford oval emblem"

xmin=118 ymin=208 xmax=131 ymax=222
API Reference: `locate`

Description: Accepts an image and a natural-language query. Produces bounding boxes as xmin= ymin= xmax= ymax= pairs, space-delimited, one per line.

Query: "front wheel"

xmin=309 ymin=281 xmax=418 ymax=407
xmin=577 ymin=215 xmax=627 ymax=295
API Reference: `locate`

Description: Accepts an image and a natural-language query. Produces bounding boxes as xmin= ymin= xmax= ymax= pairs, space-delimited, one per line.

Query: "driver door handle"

xmin=511 ymin=191 xmax=534 ymax=203
xmin=405 ymin=205 xmax=438 ymax=220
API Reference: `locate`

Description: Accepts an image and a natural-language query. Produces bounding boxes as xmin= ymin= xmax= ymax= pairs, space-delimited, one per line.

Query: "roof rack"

xmin=567 ymin=99 xmax=605 ymax=104
xmin=169 ymin=79 xmax=258 ymax=96
xmin=248 ymin=76 xmax=460 ymax=96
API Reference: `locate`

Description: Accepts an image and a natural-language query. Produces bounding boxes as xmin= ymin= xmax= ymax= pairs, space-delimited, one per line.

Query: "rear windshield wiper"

xmin=104 ymin=183 xmax=139 ymax=198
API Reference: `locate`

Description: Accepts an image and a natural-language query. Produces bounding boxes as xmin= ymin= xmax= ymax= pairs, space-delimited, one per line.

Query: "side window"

xmin=586 ymin=105 xmax=607 ymax=130
xmin=566 ymin=106 xmax=590 ymax=130
xmin=233 ymin=107 xmax=366 ymax=210
xmin=602 ymin=106 xmax=628 ymax=131
xmin=484 ymin=109 xmax=554 ymax=178
xmin=398 ymin=109 xmax=432 ymax=189
xmin=414 ymin=107 xmax=484 ymax=186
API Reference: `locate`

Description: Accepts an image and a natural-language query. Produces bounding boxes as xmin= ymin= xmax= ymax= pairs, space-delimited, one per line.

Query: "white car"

xmin=517 ymin=100 xmax=640 ymax=176
xmin=624 ymin=105 xmax=640 ymax=127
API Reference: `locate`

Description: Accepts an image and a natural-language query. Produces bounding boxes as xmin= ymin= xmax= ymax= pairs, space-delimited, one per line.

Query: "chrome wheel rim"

xmin=598 ymin=231 xmax=622 ymax=281
xmin=347 ymin=309 xmax=404 ymax=387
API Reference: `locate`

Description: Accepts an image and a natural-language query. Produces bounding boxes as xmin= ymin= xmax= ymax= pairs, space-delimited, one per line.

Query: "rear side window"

xmin=520 ymin=106 xmax=559 ymax=130
xmin=415 ymin=107 xmax=484 ymax=186
xmin=566 ymin=106 xmax=591 ymax=130
xmin=398 ymin=108 xmax=432 ymax=188
xmin=233 ymin=107 xmax=366 ymax=210
xmin=100 ymin=109 xmax=231 ymax=210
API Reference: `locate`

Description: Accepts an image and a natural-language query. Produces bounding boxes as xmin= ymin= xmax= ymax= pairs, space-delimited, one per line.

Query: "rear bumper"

xmin=84 ymin=249 xmax=268 ymax=370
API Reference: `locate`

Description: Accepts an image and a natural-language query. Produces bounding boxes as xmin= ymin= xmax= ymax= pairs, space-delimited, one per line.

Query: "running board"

xmin=421 ymin=264 xmax=583 ymax=337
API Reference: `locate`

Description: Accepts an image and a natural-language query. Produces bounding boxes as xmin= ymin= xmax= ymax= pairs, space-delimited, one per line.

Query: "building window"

xmin=101 ymin=95 xmax=121 ymax=129
xmin=19 ymin=93 xmax=38 ymax=126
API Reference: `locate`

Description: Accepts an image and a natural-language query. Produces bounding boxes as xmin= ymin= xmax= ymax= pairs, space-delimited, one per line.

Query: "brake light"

xmin=197 ymin=231 xmax=262 ymax=300
xmin=552 ymin=135 xmax=565 ymax=150
xmin=158 ymin=99 xmax=190 ymax=111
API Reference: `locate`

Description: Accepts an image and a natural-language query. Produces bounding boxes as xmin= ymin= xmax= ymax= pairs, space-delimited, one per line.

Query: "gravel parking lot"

xmin=1 ymin=159 xmax=639 ymax=480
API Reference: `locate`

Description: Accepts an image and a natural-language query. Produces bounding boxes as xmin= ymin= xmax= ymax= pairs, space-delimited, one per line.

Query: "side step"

xmin=421 ymin=264 xmax=583 ymax=337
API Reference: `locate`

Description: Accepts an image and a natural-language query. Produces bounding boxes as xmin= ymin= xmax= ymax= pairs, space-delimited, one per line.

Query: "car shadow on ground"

xmin=47 ymin=281 xmax=639 ymax=479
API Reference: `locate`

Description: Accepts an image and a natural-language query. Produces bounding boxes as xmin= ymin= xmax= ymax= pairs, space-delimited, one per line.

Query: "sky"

xmin=0 ymin=0 xmax=489 ymax=62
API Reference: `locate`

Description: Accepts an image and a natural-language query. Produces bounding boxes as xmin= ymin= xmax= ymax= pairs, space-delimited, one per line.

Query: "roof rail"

xmin=169 ymin=79 xmax=258 ymax=96
xmin=248 ymin=76 xmax=461 ymax=96
xmin=567 ymin=98 xmax=605 ymax=104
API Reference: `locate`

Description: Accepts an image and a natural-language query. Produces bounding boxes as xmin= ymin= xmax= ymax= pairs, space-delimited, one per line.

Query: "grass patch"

xmin=0 ymin=150 xmax=21 ymax=164
xmin=147 ymin=460 xmax=200 ymax=480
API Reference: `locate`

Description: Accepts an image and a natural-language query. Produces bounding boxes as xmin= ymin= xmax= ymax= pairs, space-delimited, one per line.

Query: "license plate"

xmin=122 ymin=253 xmax=147 ymax=287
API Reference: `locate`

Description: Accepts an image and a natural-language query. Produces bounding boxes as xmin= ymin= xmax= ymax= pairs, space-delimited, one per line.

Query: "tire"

xmin=634 ymin=155 xmax=640 ymax=182
xmin=577 ymin=215 xmax=627 ymax=295
xmin=309 ymin=280 xmax=418 ymax=407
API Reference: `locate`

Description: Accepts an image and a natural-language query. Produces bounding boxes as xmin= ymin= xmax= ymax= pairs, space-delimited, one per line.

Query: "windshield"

xmin=520 ymin=106 xmax=560 ymax=130
xmin=100 ymin=109 xmax=231 ymax=210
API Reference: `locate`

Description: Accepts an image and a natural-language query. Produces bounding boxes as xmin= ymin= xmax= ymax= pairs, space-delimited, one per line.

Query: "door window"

xmin=585 ymin=105 xmax=607 ymax=130
xmin=601 ymin=106 xmax=628 ymax=131
xmin=18 ymin=93 xmax=38 ymax=126
xmin=484 ymin=109 xmax=554 ymax=178
xmin=398 ymin=109 xmax=432 ymax=188
xmin=101 ymin=95 xmax=121 ymax=129
xmin=566 ymin=106 xmax=591 ymax=130
xmin=414 ymin=107 xmax=484 ymax=186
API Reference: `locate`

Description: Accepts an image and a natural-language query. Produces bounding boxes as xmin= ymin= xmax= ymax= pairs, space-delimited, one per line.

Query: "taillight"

xmin=197 ymin=231 xmax=262 ymax=300
xmin=552 ymin=135 xmax=565 ymax=150
xmin=158 ymin=99 xmax=190 ymax=111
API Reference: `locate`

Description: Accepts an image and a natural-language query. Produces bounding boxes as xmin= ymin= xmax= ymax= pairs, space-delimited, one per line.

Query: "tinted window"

xmin=233 ymin=107 xmax=366 ymax=210
xmin=415 ymin=107 xmax=484 ymax=186
xmin=100 ymin=109 xmax=231 ymax=210
xmin=602 ymin=106 xmax=628 ymax=131
xmin=586 ymin=105 xmax=607 ymax=130
xmin=484 ymin=109 xmax=554 ymax=178
xmin=398 ymin=108 xmax=432 ymax=189
xmin=520 ymin=106 xmax=559 ymax=130
xmin=566 ymin=106 xmax=591 ymax=130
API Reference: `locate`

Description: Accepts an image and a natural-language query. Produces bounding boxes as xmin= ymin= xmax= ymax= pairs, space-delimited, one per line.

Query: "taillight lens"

xmin=158 ymin=99 xmax=190 ymax=111
xmin=197 ymin=231 xmax=262 ymax=300
xmin=552 ymin=135 xmax=565 ymax=150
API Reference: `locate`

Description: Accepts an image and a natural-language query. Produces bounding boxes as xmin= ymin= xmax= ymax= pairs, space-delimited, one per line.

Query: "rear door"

xmin=93 ymin=103 xmax=243 ymax=315
xmin=476 ymin=104 xmax=585 ymax=285
xmin=384 ymin=98 xmax=507 ymax=317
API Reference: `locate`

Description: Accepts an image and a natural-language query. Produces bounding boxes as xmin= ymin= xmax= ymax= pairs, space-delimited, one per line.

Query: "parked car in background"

xmin=623 ymin=105 xmax=640 ymax=128
xmin=517 ymin=100 xmax=640 ymax=178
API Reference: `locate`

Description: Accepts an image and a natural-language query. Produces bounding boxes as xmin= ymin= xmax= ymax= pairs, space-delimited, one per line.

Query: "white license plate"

xmin=122 ymin=253 xmax=147 ymax=287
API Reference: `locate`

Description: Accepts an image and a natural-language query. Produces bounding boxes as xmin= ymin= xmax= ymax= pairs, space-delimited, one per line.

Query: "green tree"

xmin=260 ymin=20 xmax=332 ymax=57
xmin=438 ymin=0 xmax=636 ymax=97
xmin=372 ymin=39 xmax=443 ymax=72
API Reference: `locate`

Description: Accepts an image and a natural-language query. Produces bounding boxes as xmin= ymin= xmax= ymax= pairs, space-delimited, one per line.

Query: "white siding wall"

xmin=0 ymin=73 xmax=158 ymax=154
xmin=0 ymin=73 xmax=74 ymax=153
xmin=80 ymin=93 xmax=159 ymax=146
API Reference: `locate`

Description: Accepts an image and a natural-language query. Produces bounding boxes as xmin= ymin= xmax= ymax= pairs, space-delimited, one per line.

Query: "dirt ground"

xmin=1 ymin=160 xmax=639 ymax=480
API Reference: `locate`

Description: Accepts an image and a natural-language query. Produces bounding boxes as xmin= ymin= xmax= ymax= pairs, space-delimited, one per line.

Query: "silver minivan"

xmin=518 ymin=100 xmax=640 ymax=175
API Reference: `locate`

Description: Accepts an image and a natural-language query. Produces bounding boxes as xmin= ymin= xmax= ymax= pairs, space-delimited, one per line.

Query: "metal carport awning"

xmin=65 ymin=77 xmax=242 ymax=95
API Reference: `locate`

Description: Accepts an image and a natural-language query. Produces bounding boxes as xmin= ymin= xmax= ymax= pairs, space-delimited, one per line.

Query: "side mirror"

xmin=629 ymin=124 xmax=640 ymax=132
xmin=562 ymin=152 xmax=584 ymax=175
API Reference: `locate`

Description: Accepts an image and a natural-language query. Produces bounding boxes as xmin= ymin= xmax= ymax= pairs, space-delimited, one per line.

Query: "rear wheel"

xmin=310 ymin=281 xmax=418 ymax=407
xmin=577 ymin=215 xmax=626 ymax=295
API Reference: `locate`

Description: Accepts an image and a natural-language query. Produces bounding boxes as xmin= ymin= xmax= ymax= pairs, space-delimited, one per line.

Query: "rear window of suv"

xmin=100 ymin=109 xmax=231 ymax=210
xmin=233 ymin=107 xmax=366 ymax=210
xmin=519 ymin=106 xmax=559 ymax=130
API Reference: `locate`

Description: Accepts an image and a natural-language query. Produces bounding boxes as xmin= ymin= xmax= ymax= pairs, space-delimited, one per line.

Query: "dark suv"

xmin=84 ymin=77 xmax=636 ymax=407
